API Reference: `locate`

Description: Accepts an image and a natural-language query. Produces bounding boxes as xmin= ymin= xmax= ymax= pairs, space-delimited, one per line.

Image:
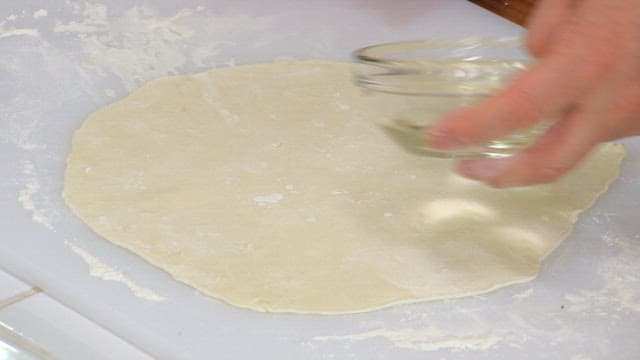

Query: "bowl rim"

xmin=353 ymin=37 xmax=526 ymax=65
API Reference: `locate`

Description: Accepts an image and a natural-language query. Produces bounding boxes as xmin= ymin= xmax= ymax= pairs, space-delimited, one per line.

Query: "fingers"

xmin=428 ymin=6 xmax=623 ymax=152
xmin=428 ymin=0 xmax=635 ymax=152
xmin=455 ymin=69 xmax=633 ymax=187
xmin=454 ymin=59 xmax=640 ymax=188
xmin=432 ymin=0 xmax=640 ymax=187
xmin=456 ymin=106 xmax=601 ymax=187
xmin=427 ymin=53 xmax=581 ymax=150
xmin=525 ymin=0 xmax=575 ymax=57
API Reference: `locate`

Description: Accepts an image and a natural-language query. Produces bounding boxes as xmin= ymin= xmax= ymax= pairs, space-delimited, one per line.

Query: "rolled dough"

xmin=63 ymin=61 xmax=625 ymax=314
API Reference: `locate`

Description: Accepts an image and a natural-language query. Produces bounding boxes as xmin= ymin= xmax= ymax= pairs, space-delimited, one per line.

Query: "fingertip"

xmin=465 ymin=119 xmax=595 ymax=188
xmin=456 ymin=155 xmax=544 ymax=188
xmin=456 ymin=158 xmax=515 ymax=185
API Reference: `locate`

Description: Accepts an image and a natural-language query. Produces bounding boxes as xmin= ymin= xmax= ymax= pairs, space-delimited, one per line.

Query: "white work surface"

xmin=1 ymin=1 xmax=640 ymax=359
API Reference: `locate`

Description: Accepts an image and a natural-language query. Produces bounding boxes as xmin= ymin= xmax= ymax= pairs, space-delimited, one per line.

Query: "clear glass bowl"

xmin=353 ymin=38 xmax=547 ymax=158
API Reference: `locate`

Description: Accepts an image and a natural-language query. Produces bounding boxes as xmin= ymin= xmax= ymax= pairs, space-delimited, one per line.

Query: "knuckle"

xmin=501 ymin=86 xmax=544 ymax=125
xmin=525 ymin=32 xmax=546 ymax=58
xmin=558 ymin=17 xmax=593 ymax=51
xmin=587 ymin=49 xmax=624 ymax=79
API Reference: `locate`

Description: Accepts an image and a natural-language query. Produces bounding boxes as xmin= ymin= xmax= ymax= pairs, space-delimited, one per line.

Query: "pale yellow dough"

xmin=64 ymin=61 xmax=625 ymax=314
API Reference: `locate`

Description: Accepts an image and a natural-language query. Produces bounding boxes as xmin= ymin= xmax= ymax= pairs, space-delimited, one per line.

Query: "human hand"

xmin=428 ymin=0 xmax=640 ymax=187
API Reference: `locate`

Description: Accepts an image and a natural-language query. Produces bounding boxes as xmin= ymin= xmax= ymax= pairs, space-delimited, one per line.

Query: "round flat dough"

xmin=63 ymin=61 xmax=625 ymax=313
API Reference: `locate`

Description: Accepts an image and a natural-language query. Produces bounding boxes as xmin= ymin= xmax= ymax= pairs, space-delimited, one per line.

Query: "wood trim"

xmin=469 ymin=0 xmax=538 ymax=26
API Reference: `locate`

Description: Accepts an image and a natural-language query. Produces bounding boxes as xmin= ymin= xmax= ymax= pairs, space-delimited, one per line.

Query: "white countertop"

xmin=1 ymin=1 xmax=639 ymax=359
xmin=0 ymin=269 xmax=151 ymax=359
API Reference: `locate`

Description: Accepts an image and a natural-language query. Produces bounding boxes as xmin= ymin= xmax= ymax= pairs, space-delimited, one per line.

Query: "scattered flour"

xmin=0 ymin=10 xmax=40 ymax=38
xmin=18 ymin=180 xmax=53 ymax=230
xmin=51 ymin=2 xmax=274 ymax=91
xmin=17 ymin=161 xmax=54 ymax=230
xmin=570 ymin=354 xmax=593 ymax=360
xmin=0 ymin=118 xmax=48 ymax=151
xmin=0 ymin=27 xmax=40 ymax=39
xmin=254 ymin=193 xmax=284 ymax=205
xmin=313 ymin=327 xmax=502 ymax=352
xmin=33 ymin=9 xmax=48 ymax=18
xmin=563 ymin=232 xmax=640 ymax=313
xmin=66 ymin=241 xmax=166 ymax=301
xmin=512 ymin=288 xmax=534 ymax=300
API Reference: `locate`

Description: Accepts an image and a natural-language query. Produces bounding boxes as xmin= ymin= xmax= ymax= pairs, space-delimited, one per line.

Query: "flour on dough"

xmin=63 ymin=61 xmax=625 ymax=313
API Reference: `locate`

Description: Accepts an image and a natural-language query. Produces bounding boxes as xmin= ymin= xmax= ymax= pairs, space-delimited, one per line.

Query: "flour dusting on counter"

xmin=51 ymin=1 xmax=275 ymax=92
xmin=563 ymin=232 xmax=640 ymax=314
xmin=0 ymin=28 xmax=40 ymax=39
xmin=18 ymin=180 xmax=53 ymax=230
xmin=314 ymin=327 xmax=502 ymax=352
xmin=33 ymin=9 xmax=48 ymax=18
xmin=17 ymin=161 xmax=54 ymax=230
xmin=66 ymin=241 xmax=166 ymax=301
xmin=512 ymin=288 xmax=533 ymax=299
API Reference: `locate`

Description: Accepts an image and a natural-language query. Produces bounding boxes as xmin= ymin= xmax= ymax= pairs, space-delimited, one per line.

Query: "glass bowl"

xmin=353 ymin=38 xmax=547 ymax=158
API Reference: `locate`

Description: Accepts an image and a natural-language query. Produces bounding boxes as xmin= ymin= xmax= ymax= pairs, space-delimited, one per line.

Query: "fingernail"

xmin=458 ymin=159 xmax=508 ymax=181
xmin=427 ymin=130 xmax=465 ymax=150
